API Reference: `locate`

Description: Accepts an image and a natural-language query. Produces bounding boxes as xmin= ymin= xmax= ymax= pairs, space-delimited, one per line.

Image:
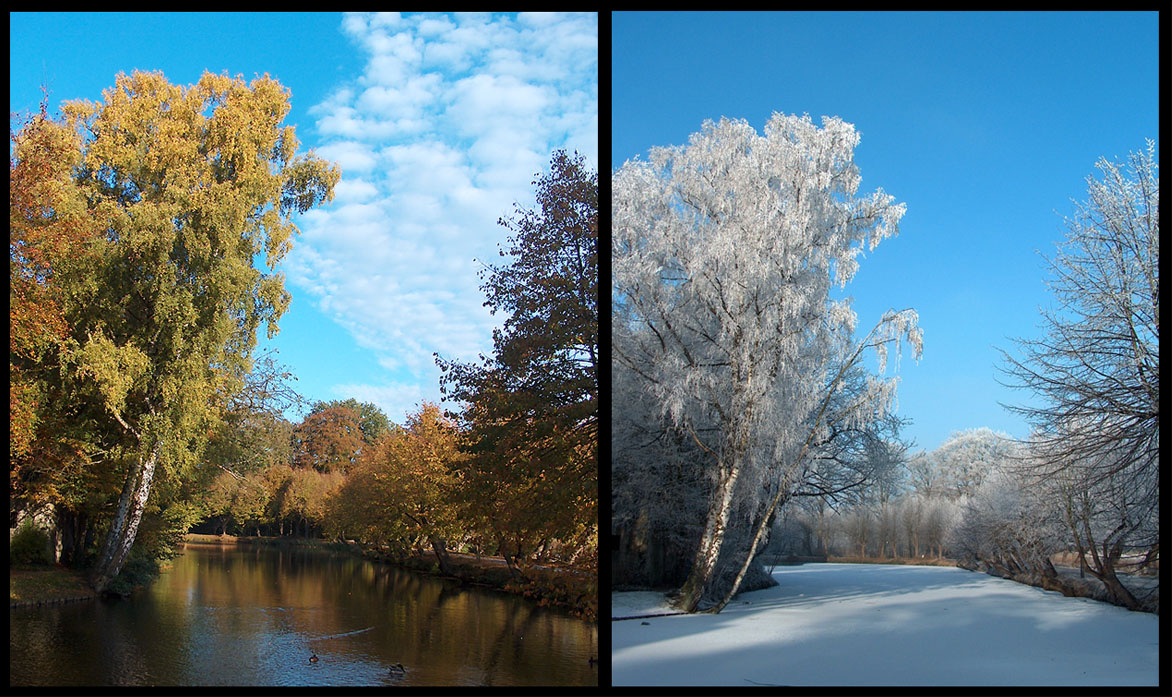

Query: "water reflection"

xmin=9 ymin=544 xmax=598 ymax=686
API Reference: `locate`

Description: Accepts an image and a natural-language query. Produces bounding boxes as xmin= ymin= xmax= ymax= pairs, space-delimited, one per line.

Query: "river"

xmin=9 ymin=542 xmax=598 ymax=686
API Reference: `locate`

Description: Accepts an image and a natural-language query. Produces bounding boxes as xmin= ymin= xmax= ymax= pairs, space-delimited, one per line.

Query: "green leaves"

xmin=11 ymin=69 xmax=339 ymax=581
xmin=73 ymin=332 xmax=150 ymax=429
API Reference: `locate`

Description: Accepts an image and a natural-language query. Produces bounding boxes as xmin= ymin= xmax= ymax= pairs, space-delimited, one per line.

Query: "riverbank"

xmin=9 ymin=565 xmax=97 ymax=607
xmin=183 ymin=534 xmax=597 ymax=620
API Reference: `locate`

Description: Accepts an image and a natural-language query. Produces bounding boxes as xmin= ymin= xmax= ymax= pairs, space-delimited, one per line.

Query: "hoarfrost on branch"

xmin=613 ymin=112 xmax=922 ymax=612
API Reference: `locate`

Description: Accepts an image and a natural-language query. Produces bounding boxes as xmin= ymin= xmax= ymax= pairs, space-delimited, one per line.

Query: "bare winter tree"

xmin=1050 ymin=445 xmax=1158 ymax=610
xmin=613 ymin=113 xmax=921 ymax=613
xmin=999 ymin=141 xmax=1159 ymax=608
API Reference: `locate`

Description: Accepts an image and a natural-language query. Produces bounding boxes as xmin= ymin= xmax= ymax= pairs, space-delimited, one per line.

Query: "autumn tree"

xmin=291 ymin=398 xmax=390 ymax=474
xmin=311 ymin=398 xmax=392 ymax=444
xmin=10 ymin=99 xmax=106 ymax=543
xmin=203 ymin=468 xmax=269 ymax=536
xmin=354 ymin=402 xmax=464 ymax=573
xmin=292 ymin=404 xmax=365 ymax=473
xmin=613 ymin=113 xmax=920 ymax=613
xmin=437 ymin=150 xmax=599 ymax=569
xmin=19 ymin=70 xmax=338 ymax=592
xmin=456 ymin=372 xmax=592 ymax=572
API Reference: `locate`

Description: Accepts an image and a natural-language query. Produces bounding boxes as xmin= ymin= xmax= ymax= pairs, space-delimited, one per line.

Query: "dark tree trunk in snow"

xmin=1087 ymin=544 xmax=1142 ymax=610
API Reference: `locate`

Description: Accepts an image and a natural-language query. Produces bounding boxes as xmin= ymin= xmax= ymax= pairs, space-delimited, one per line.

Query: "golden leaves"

xmin=73 ymin=331 xmax=150 ymax=429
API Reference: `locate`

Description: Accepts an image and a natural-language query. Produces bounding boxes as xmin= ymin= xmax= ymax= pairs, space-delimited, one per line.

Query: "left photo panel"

xmin=10 ymin=11 xmax=601 ymax=688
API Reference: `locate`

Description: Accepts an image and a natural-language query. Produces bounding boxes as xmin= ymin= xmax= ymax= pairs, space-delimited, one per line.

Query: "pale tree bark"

xmin=706 ymin=314 xmax=915 ymax=613
xmin=90 ymin=440 xmax=161 ymax=593
xmin=674 ymin=452 xmax=742 ymax=612
xmin=673 ymin=389 xmax=755 ymax=613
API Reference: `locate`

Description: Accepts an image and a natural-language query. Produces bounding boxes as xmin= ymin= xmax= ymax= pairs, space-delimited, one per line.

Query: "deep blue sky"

xmin=612 ymin=11 xmax=1159 ymax=451
xmin=11 ymin=12 xmax=598 ymax=426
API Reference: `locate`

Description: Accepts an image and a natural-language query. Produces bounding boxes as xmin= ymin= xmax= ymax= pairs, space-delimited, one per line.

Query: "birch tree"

xmin=46 ymin=70 xmax=338 ymax=592
xmin=613 ymin=113 xmax=921 ymax=612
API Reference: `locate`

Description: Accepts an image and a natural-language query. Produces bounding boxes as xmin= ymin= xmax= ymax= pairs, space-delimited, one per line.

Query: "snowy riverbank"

xmin=612 ymin=563 xmax=1158 ymax=686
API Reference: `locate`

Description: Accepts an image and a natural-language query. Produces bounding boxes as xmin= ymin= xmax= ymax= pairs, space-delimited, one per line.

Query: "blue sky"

xmin=11 ymin=12 xmax=598 ymax=426
xmin=612 ymin=11 xmax=1159 ymax=452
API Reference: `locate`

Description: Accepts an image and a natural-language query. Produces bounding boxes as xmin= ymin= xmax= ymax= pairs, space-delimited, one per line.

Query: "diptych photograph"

xmin=9 ymin=10 xmax=1159 ymax=691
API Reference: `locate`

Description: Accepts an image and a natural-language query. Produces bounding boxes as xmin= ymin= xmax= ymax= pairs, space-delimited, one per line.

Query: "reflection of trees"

xmin=11 ymin=603 xmax=110 ymax=684
xmin=11 ymin=545 xmax=596 ymax=686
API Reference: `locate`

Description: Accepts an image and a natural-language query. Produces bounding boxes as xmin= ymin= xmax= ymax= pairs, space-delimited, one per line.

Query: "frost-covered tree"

xmin=1050 ymin=444 xmax=1158 ymax=610
xmin=1000 ymin=142 xmax=1159 ymax=608
xmin=612 ymin=360 xmax=712 ymax=588
xmin=899 ymin=493 xmax=927 ymax=558
xmin=950 ymin=445 xmax=1064 ymax=582
xmin=613 ymin=113 xmax=921 ymax=613
xmin=796 ymin=365 xmax=911 ymax=505
xmin=932 ymin=428 xmax=1015 ymax=499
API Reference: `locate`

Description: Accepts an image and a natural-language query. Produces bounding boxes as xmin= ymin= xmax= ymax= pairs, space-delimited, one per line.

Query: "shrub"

xmin=105 ymin=550 xmax=162 ymax=596
xmin=10 ymin=520 xmax=54 ymax=566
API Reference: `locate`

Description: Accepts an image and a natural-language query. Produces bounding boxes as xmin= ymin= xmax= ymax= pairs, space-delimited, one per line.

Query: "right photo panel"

xmin=609 ymin=10 xmax=1159 ymax=688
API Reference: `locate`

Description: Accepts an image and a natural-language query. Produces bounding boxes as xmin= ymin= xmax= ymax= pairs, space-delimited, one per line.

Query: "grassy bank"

xmin=10 ymin=565 xmax=97 ymax=607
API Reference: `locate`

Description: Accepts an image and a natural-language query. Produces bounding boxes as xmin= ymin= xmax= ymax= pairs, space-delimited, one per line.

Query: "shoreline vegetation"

xmin=616 ymin=555 xmax=1156 ymax=615
xmin=11 ymin=533 xmax=597 ymax=621
xmin=184 ymin=534 xmax=598 ymax=621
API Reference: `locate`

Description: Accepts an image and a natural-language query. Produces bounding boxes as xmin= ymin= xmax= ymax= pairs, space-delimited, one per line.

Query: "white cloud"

xmin=290 ymin=11 xmax=596 ymax=412
xmin=329 ymin=381 xmax=428 ymax=426
xmin=315 ymin=140 xmax=378 ymax=172
xmin=331 ymin=177 xmax=379 ymax=203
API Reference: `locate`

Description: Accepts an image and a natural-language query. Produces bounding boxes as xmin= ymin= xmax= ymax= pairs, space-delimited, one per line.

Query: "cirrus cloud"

xmin=290 ymin=11 xmax=597 ymax=422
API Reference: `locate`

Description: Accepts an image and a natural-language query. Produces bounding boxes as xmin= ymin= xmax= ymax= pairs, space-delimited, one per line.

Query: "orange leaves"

xmin=292 ymin=404 xmax=365 ymax=474
xmin=10 ymin=107 xmax=95 ymax=358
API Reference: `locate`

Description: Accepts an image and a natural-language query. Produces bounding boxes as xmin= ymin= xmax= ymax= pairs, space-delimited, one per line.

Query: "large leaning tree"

xmin=613 ymin=113 xmax=921 ymax=613
xmin=11 ymin=70 xmax=339 ymax=593
xmin=1000 ymin=141 xmax=1158 ymax=609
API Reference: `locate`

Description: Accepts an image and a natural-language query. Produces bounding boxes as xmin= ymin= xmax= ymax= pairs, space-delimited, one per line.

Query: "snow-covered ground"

xmin=612 ymin=563 xmax=1159 ymax=686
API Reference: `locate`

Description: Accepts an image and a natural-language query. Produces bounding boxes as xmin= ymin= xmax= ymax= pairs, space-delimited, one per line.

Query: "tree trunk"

xmin=1090 ymin=543 xmax=1141 ymax=610
xmin=429 ymin=535 xmax=454 ymax=576
xmin=675 ymin=457 xmax=741 ymax=613
xmin=90 ymin=440 xmax=161 ymax=593
xmin=55 ymin=506 xmax=89 ymax=567
xmin=709 ymin=486 xmax=797 ymax=614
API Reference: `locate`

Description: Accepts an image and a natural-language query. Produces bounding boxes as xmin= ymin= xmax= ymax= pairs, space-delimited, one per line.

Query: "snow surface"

xmin=612 ymin=563 xmax=1159 ymax=686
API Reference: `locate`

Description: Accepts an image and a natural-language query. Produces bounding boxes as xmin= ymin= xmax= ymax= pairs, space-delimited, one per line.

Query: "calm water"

xmin=9 ymin=543 xmax=598 ymax=686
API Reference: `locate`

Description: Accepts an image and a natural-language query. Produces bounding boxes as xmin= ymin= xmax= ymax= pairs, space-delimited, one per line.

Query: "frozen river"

xmin=612 ymin=563 xmax=1158 ymax=686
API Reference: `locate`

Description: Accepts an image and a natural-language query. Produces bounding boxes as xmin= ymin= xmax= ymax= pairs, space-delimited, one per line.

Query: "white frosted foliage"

xmin=613 ymin=112 xmax=921 ymax=611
